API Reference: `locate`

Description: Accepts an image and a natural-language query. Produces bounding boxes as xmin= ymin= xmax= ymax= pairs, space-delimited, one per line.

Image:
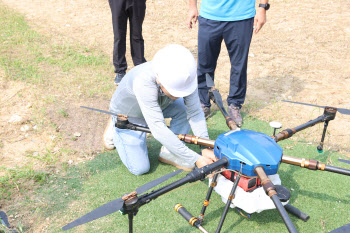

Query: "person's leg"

xmin=109 ymin=0 xmax=128 ymax=73
xmin=162 ymin=98 xmax=190 ymax=135
xmin=223 ymin=18 xmax=254 ymax=108
xmin=159 ymin=98 xmax=195 ymax=171
xmin=128 ymin=0 xmax=146 ymax=66
xmin=197 ymin=16 xmax=224 ymax=108
xmin=112 ymin=117 xmax=150 ymax=175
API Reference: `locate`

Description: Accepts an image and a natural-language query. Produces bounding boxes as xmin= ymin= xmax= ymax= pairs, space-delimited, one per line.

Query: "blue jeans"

xmin=112 ymin=98 xmax=191 ymax=175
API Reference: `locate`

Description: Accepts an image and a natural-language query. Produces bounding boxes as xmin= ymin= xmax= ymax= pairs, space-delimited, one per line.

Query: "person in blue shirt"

xmin=187 ymin=0 xmax=270 ymax=127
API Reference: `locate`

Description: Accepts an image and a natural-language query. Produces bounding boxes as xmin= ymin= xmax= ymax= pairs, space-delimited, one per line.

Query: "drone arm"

xmin=138 ymin=158 xmax=229 ymax=206
xmin=205 ymin=74 xmax=237 ymax=130
xmin=281 ymin=155 xmax=350 ymax=176
xmin=274 ymin=107 xmax=337 ymax=142
xmin=209 ymin=89 xmax=237 ymax=130
xmin=274 ymin=115 xmax=325 ymax=142
xmin=178 ymin=134 xmax=215 ymax=149
xmin=115 ymin=115 xmax=216 ymax=149
xmin=324 ymin=165 xmax=350 ymax=176
xmin=254 ymin=166 xmax=298 ymax=233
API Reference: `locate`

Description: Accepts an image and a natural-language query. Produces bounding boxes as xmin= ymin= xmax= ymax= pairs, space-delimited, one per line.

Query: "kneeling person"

xmin=104 ymin=44 xmax=216 ymax=175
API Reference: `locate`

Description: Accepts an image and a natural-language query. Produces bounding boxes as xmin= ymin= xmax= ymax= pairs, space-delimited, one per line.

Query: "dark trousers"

xmin=197 ymin=16 xmax=254 ymax=108
xmin=109 ymin=0 xmax=147 ymax=73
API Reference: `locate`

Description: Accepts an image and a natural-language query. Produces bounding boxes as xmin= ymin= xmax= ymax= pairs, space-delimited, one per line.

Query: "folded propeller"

xmin=62 ymin=169 xmax=183 ymax=231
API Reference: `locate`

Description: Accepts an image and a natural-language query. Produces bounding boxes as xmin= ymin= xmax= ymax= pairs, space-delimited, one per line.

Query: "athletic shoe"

xmin=228 ymin=104 xmax=243 ymax=127
xmin=158 ymin=146 xmax=195 ymax=171
xmin=103 ymin=117 xmax=115 ymax=150
xmin=114 ymin=71 xmax=126 ymax=85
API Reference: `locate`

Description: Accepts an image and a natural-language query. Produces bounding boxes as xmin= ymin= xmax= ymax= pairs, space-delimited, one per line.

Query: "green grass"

xmin=24 ymin=150 xmax=59 ymax=165
xmin=0 ymin=4 xmax=349 ymax=233
xmin=57 ymin=109 xmax=69 ymax=118
xmin=0 ymin=165 xmax=48 ymax=200
xmin=0 ymin=3 xmax=113 ymax=96
xmin=9 ymin=112 xmax=346 ymax=233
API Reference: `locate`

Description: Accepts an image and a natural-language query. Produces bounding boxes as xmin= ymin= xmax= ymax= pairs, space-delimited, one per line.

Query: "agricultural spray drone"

xmin=62 ymin=75 xmax=350 ymax=233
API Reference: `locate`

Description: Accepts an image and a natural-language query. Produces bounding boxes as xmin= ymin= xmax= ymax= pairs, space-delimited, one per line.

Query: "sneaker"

xmin=0 ymin=211 xmax=10 ymax=228
xmin=201 ymin=102 xmax=211 ymax=119
xmin=103 ymin=117 xmax=115 ymax=150
xmin=114 ymin=71 xmax=126 ymax=85
xmin=158 ymin=146 xmax=195 ymax=171
xmin=228 ymin=104 xmax=243 ymax=127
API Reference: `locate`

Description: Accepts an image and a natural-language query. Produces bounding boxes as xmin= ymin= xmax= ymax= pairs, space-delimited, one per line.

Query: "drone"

xmin=62 ymin=74 xmax=350 ymax=233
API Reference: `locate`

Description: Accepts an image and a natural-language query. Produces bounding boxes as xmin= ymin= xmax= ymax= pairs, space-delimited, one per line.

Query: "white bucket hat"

xmin=152 ymin=44 xmax=197 ymax=97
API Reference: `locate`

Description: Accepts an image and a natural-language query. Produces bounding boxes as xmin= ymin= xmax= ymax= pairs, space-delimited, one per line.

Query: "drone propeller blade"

xmin=205 ymin=73 xmax=215 ymax=88
xmin=338 ymin=159 xmax=350 ymax=165
xmin=282 ymin=100 xmax=326 ymax=109
xmin=62 ymin=170 xmax=183 ymax=231
xmin=80 ymin=106 xmax=119 ymax=117
xmin=337 ymin=108 xmax=350 ymax=115
xmin=136 ymin=169 xmax=183 ymax=194
xmin=62 ymin=198 xmax=124 ymax=231
xmin=329 ymin=223 xmax=350 ymax=233
xmin=282 ymin=100 xmax=350 ymax=115
xmin=205 ymin=74 xmax=225 ymax=112
xmin=81 ymin=106 xmax=149 ymax=125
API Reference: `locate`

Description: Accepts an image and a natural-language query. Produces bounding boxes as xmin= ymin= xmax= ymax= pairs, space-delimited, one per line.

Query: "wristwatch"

xmin=259 ymin=3 xmax=270 ymax=10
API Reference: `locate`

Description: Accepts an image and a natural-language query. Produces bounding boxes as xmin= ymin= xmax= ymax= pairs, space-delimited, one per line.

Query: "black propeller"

xmin=80 ymin=106 xmax=118 ymax=116
xmin=206 ymin=74 xmax=226 ymax=109
xmin=338 ymin=159 xmax=350 ymax=165
xmin=205 ymin=74 xmax=238 ymax=129
xmin=329 ymin=223 xmax=350 ymax=233
xmin=80 ymin=106 xmax=148 ymax=126
xmin=62 ymin=169 xmax=183 ymax=231
xmin=282 ymin=100 xmax=350 ymax=115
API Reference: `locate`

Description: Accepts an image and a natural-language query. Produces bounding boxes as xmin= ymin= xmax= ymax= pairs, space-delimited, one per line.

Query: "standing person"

xmin=103 ymin=44 xmax=217 ymax=175
xmin=187 ymin=0 xmax=270 ymax=127
xmin=109 ymin=0 xmax=147 ymax=85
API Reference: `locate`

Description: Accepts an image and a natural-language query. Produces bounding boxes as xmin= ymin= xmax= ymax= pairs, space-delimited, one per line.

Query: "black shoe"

xmin=114 ymin=71 xmax=126 ymax=85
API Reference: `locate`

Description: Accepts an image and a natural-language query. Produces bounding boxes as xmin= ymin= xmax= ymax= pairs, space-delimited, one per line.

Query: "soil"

xmin=0 ymin=0 xmax=350 ymax=231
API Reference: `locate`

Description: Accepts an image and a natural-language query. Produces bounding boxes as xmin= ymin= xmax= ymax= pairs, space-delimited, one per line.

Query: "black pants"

xmin=197 ymin=16 xmax=254 ymax=109
xmin=109 ymin=0 xmax=147 ymax=73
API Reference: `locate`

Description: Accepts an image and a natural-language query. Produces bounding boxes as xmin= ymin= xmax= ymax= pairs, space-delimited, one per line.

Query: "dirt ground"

xmin=1 ymin=0 xmax=350 ymax=231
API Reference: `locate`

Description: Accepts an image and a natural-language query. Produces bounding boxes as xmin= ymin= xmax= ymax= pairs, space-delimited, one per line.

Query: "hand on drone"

xmin=202 ymin=148 xmax=217 ymax=162
xmin=196 ymin=148 xmax=217 ymax=170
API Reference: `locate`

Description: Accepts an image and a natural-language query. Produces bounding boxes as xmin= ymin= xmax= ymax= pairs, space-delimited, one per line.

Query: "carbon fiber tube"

xmin=199 ymin=173 xmax=219 ymax=222
xmin=175 ymin=204 xmax=196 ymax=224
xmin=215 ymin=175 xmax=241 ymax=233
xmin=284 ymin=204 xmax=310 ymax=222
xmin=293 ymin=116 xmax=324 ymax=132
xmin=175 ymin=203 xmax=209 ymax=233
xmin=140 ymin=158 xmax=229 ymax=203
xmin=128 ymin=214 xmax=133 ymax=233
xmin=271 ymin=195 xmax=298 ymax=233
xmin=325 ymin=165 xmax=350 ymax=176
xmin=274 ymin=116 xmax=325 ymax=142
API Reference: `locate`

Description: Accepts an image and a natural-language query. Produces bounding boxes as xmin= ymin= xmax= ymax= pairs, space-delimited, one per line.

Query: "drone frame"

xmin=62 ymin=88 xmax=350 ymax=232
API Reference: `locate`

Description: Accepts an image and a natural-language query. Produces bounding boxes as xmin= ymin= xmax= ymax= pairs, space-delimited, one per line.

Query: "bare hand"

xmin=195 ymin=155 xmax=214 ymax=168
xmin=201 ymin=148 xmax=217 ymax=162
xmin=187 ymin=7 xmax=198 ymax=29
xmin=253 ymin=8 xmax=267 ymax=34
